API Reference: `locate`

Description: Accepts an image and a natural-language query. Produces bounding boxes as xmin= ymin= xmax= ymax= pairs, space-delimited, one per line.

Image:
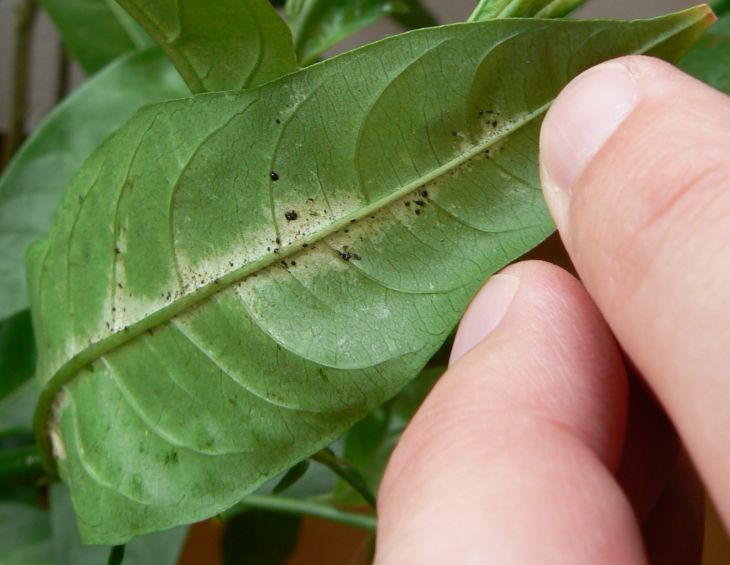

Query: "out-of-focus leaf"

xmin=37 ymin=0 xmax=151 ymax=74
xmin=0 ymin=310 xmax=36 ymax=435
xmin=287 ymin=0 xmax=409 ymax=65
xmin=469 ymin=0 xmax=587 ymax=21
xmin=49 ymin=483 xmax=189 ymax=565
xmin=0 ymin=48 xmax=188 ymax=323
xmin=272 ymin=460 xmax=311 ymax=494
xmin=118 ymin=0 xmax=299 ymax=93
xmin=334 ymin=366 xmax=443 ymax=503
xmin=222 ymin=510 xmax=300 ymax=565
xmin=28 ymin=9 xmax=713 ymax=544
xmin=680 ymin=13 xmax=730 ymax=94
xmin=390 ymin=0 xmax=437 ymax=29
xmin=0 ymin=503 xmax=53 ymax=565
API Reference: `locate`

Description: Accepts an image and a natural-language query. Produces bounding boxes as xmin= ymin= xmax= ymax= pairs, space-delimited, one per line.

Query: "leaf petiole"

xmin=312 ymin=448 xmax=377 ymax=509
xmin=222 ymin=494 xmax=377 ymax=532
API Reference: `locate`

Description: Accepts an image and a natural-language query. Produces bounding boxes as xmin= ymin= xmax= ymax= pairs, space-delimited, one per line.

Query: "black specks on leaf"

xmin=270 ymin=171 xmax=279 ymax=181
xmin=420 ymin=190 xmax=428 ymax=198
xmin=111 ymin=307 xmax=116 ymax=312
xmin=291 ymin=261 xmax=297 ymax=266
xmin=273 ymin=248 xmax=280 ymax=254
xmin=451 ymin=131 xmax=457 ymax=136
xmin=337 ymin=250 xmax=353 ymax=261
xmin=114 ymin=246 xmax=121 ymax=254
xmin=415 ymin=209 xmax=422 ymax=215
xmin=117 ymin=283 xmax=123 ymax=289
xmin=302 ymin=243 xmax=308 ymax=248
xmin=275 ymin=118 xmax=281 ymax=124
xmin=276 ymin=237 xmax=281 ymax=244
xmin=414 ymin=200 xmax=425 ymax=207
xmin=285 ymin=210 xmax=298 ymax=221
xmin=404 ymin=201 xmax=410 ymax=207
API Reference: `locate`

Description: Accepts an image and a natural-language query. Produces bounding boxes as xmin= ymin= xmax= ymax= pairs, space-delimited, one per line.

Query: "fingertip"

xmin=377 ymin=261 xmax=635 ymax=563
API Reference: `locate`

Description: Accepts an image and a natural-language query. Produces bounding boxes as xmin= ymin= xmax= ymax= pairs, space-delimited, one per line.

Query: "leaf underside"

xmin=28 ymin=9 xmax=712 ymax=543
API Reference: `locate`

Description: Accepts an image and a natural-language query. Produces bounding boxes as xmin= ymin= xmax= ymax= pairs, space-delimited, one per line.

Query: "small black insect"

xmin=285 ymin=210 xmax=298 ymax=221
xmin=337 ymin=250 xmax=353 ymax=261
xmin=270 ymin=171 xmax=280 ymax=181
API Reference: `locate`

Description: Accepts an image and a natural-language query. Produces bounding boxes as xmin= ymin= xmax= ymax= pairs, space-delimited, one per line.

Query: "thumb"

xmin=540 ymin=55 xmax=730 ymax=527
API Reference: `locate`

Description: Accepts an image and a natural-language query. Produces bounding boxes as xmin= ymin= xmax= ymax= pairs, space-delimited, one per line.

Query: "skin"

xmin=374 ymin=56 xmax=730 ymax=564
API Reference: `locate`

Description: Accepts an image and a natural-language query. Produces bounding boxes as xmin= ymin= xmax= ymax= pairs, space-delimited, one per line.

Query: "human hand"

xmin=374 ymin=56 xmax=730 ymax=564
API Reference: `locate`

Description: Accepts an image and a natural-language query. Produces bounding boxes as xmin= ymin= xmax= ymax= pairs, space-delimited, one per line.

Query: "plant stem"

xmin=107 ymin=545 xmax=126 ymax=565
xmin=223 ymin=494 xmax=377 ymax=532
xmin=0 ymin=445 xmax=44 ymax=479
xmin=1 ymin=0 xmax=38 ymax=169
xmin=712 ymin=0 xmax=730 ymax=18
xmin=55 ymin=42 xmax=71 ymax=104
xmin=312 ymin=449 xmax=377 ymax=509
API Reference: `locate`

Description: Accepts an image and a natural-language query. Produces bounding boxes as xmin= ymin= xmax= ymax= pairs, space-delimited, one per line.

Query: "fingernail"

xmin=449 ymin=274 xmax=519 ymax=364
xmin=541 ymin=62 xmax=638 ymax=199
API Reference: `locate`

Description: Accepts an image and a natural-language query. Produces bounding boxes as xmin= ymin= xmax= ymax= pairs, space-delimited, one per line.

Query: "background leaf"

xmin=0 ymin=311 xmax=36 ymax=436
xmin=37 ymin=0 xmax=151 ymax=74
xmin=680 ymin=12 xmax=730 ymax=94
xmin=29 ymin=8 xmax=713 ymax=544
xmin=0 ymin=502 xmax=53 ymax=565
xmin=118 ymin=0 xmax=299 ymax=93
xmin=390 ymin=0 xmax=438 ymax=29
xmin=286 ymin=0 xmax=409 ymax=65
xmin=49 ymin=483 xmax=189 ymax=565
xmin=333 ymin=365 xmax=442 ymax=502
xmin=469 ymin=0 xmax=587 ymax=21
xmin=0 ymin=48 xmax=187 ymax=323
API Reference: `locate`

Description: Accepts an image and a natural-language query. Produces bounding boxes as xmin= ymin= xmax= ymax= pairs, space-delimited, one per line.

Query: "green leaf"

xmin=222 ymin=510 xmax=300 ymax=565
xmin=118 ymin=0 xmax=299 ymax=93
xmin=390 ymin=0 xmax=438 ymax=29
xmin=29 ymin=8 xmax=712 ymax=544
xmin=680 ymin=13 xmax=730 ymax=94
xmin=0 ymin=503 xmax=54 ymax=565
xmin=334 ymin=365 xmax=442 ymax=503
xmin=49 ymin=483 xmax=189 ymax=565
xmin=469 ymin=0 xmax=587 ymax=21
xmin=37 ymin=0 xmax=151 ymax=74
xmin=0 ymin=310 xmax=36 ymax=437
xmin=0 ymin=311 xmax=35 ymax=410
xmin=0 ymin=48 xmax=188 ymax=322
xmin=272 ymin=460 xmax=311 ymax=494
xmin=287 ymin=0 xmax=409 ymax=65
